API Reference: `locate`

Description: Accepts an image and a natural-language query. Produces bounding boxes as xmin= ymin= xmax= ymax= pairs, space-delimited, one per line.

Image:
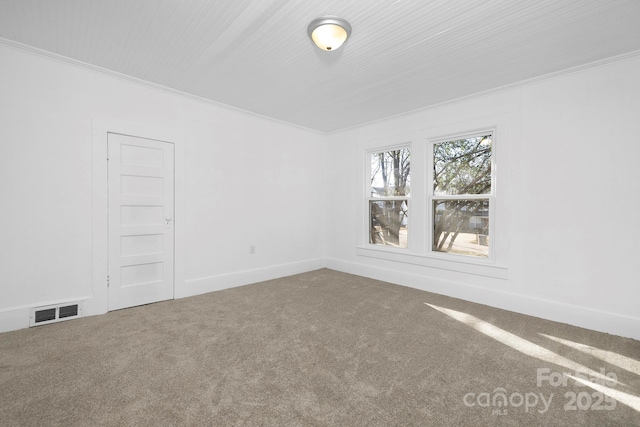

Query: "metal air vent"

xmin=30 ymin=302 xmax=83 ymax=326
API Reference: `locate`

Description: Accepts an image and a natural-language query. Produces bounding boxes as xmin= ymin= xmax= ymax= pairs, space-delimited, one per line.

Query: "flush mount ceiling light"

xmin=307 ymin=16 xmax=351 ymax=51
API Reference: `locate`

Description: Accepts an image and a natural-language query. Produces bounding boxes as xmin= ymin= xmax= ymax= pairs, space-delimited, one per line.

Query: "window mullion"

xmin=432 ymin=194 xmax=491 ymax=200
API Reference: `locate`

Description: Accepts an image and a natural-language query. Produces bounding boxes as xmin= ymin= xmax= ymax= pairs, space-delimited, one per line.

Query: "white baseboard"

xmin=326 ymin=258 xmax=640 ymax=340
xmin=177 ymin=258 xmax=327 ymax=299
xmin=0 ymin=260 xmax=326 ymax=334
xmin=0 ymin=307 xmax=30 ymax=333
xmin=0 ymin=296 xmax=91 ymax=334
xmin=3 ymin=257 xmax=637 ymax=341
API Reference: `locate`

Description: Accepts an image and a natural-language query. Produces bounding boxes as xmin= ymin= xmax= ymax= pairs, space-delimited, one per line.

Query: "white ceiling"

xmin=1 ymin=0 xmax=640 ymax=132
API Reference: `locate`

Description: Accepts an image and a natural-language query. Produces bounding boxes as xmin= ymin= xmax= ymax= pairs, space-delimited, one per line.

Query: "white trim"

xmin=326 ymin=258 xmax=640 ymax=340
xmin=2 ymin=260 xmax=638 ymax=340
xmin=0 ymin=258 xmax=325 ymax=333
xmin=0 ymin=37 xmax=324 ymax=135
xmin=358 ymin=118 xmax=507 ymax=275
xmin=0 ymin=308 xmax=30 ymax=333
xmin=2 ymin=37 xmax=639 ymax=136
xmin=0 ymin=296 xmax=90 ymax=333
xmin=365 ymin=144 xmax=412 ymax=250
xmin=427 ymin=130 xmax=495 ymax=262
xmin=429 ymin=128 xmax=496 ymax=145
xmin=178 ymin=258 xmax=326 ymax=299
xmin=0 ymin=296 xmax=91 ymax=314
xmin=90 ymin=117 xmax=185 ymax=317
xmin=325 ymin=49 xmax=640 ymax=135
xmin=356 ymin=246 xmax=507 ymax=279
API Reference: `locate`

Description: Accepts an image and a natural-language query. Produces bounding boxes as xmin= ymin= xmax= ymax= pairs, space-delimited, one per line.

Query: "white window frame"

xmin=356 ymin=116 xmax=508 ymax=280
xmin=427 ymin=129 xmax=496 ymax=262
xmin=365 ymin=143 xmax=412 ymax=251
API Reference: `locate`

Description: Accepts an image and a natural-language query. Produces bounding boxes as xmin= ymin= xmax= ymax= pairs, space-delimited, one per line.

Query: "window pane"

xmin=433 ymin=199 xmax=489 ymax=258
xmin=434 ymin=135 xmax=491 ymax=196
xmin=370 ymin=200 xmax=408 ymax=248
xmin=371 ymin=148 xmax=410 ymax=197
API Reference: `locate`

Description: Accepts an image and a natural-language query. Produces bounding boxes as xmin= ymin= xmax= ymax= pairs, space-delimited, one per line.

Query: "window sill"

xmin=356 ymin=245 xmax=508 ymax=279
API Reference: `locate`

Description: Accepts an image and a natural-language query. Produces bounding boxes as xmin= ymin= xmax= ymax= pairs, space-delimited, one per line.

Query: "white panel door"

xmin=108 ymin=133 xmax=174 ymax=311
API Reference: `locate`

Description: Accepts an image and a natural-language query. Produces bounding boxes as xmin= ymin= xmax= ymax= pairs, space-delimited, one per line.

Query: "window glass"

xmin=433 ymin=199 xmax=489 ymax=258
xmin=371 ymin=148 xmax=410 ymax=197
xmin=369 ymin=147 xmax=410 ymax=248
xmin=432 ymin=134 xmax=492 ymax=258
xmin=370 ymin=200 xmax=408 ymax=248
xmin=434 ymin=135 xmax=491 ymax=196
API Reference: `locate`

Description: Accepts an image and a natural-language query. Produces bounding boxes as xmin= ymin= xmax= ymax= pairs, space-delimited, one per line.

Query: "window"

xmin=358 ymin=121 xmax=506 ymax=278
xmin=368 ymin=147 xmax=410 ymax=248
xmin=431 ymin=133 xmax=492 ymax=258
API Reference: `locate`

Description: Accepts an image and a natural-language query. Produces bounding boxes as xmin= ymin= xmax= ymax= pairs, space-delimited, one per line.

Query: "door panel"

xmin=108 ymin=133 xmax=174 ymax=311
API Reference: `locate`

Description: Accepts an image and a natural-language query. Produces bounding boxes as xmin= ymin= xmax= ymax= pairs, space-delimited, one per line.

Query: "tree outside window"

xmin=369 ymin=148 xmax=410 ymax=248
xmin=432 ymin=134 xmax=492 ymax=258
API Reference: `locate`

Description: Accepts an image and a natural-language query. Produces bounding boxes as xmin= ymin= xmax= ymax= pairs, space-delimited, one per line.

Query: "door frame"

xmin=89 ymin=117 xmax=185 ymax=316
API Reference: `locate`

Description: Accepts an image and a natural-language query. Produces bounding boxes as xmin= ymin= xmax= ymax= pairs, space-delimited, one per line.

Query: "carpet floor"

xmin=1 ymin=269 xmax=639 ymax=426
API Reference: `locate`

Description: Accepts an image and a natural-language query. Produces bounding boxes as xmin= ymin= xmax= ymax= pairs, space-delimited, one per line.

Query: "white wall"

xmin=326 ymin=55 xmax=640 ymax=339
xmin=2 ymin=40 xmax=639 ymax=340
xmin=0 ymin=43 xmax=326 ymax=331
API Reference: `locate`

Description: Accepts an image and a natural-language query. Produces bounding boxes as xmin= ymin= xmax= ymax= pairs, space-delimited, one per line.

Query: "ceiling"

xmin=1 ymin=0 xmax=640 ymax=133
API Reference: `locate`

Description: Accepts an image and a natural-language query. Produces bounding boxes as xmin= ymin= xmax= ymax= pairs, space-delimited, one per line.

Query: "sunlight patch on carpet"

xmin=568 ymin=374 xmax=640 ymax=412
xmin=424 ymin=303 xmax=621 ymax=387
xmin=540 ymin=333 xmax=640 ymax=377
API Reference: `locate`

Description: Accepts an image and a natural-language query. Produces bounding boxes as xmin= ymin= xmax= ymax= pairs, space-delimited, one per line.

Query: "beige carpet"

xmin=1 ymin=269 xmax=639 ymax=426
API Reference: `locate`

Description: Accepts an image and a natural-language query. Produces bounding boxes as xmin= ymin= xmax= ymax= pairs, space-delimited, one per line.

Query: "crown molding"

xmin=2 ymin=36 xmax=639 ymax=136
xmin=0 ymin=37 xmax=325 ymax=136
xmin=328 ymin=48 xmax=640 ymax=135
